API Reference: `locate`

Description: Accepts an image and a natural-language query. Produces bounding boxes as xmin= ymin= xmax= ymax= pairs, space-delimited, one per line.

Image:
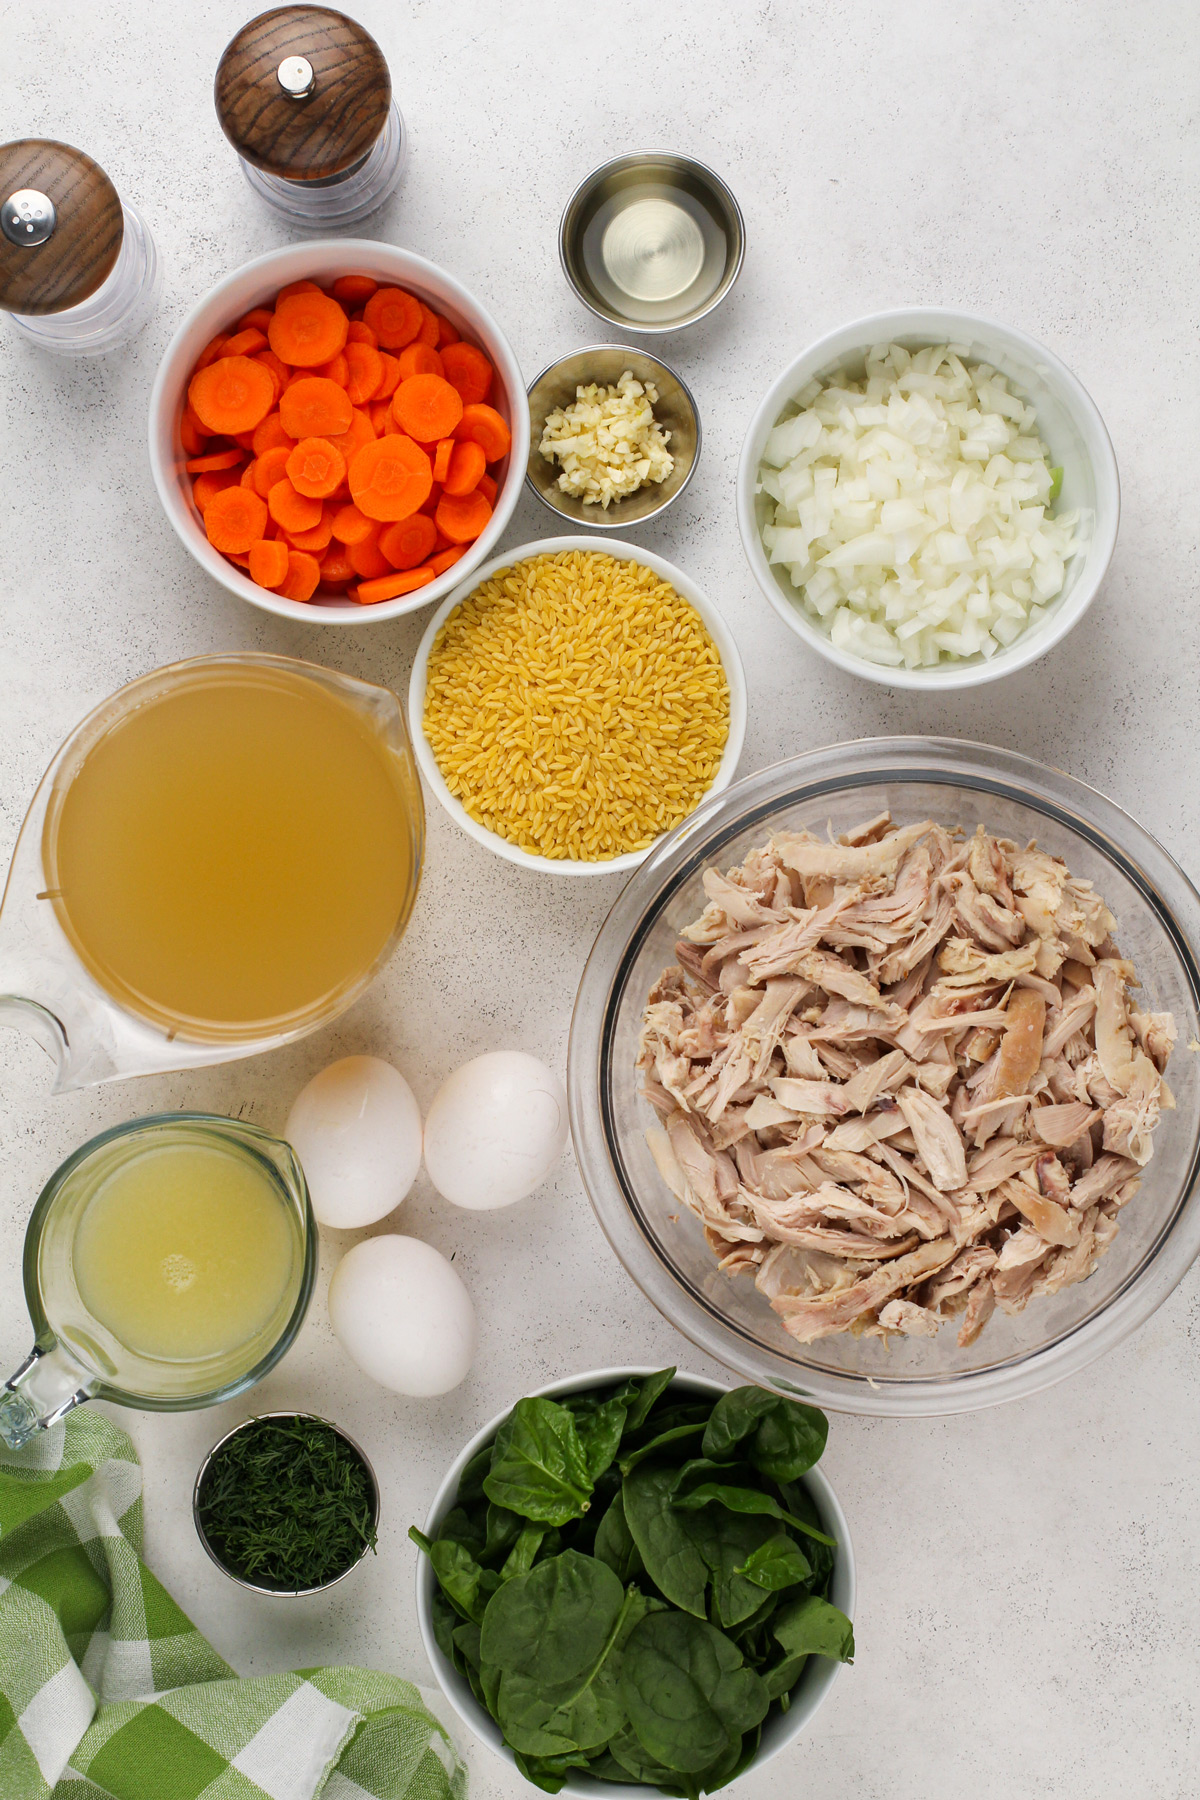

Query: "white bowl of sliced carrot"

xmin=148 ymin=240 xmax=528 ymax=621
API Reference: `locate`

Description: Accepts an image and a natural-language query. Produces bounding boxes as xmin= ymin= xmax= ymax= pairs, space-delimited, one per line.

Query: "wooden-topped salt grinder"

xmin=216 ymin=6 xmax=406 ymax=228
xmin=0 ymin=140 xmax=158 ymax=355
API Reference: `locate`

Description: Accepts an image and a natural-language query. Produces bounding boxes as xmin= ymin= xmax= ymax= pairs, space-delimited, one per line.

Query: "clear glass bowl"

xmin=568 ymin=739 xmax=1200 ymax=1416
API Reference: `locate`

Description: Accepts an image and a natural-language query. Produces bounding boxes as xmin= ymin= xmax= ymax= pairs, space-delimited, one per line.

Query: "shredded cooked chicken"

xmin=637 ymin=814 xmax=1176 ymax=1348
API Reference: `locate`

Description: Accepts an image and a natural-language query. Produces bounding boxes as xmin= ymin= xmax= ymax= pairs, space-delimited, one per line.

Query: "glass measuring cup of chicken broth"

xmin=0 ymin=654 xmax=423 ymax=1088
xmin=0 ymin=1114 xmax=315 ymax=1451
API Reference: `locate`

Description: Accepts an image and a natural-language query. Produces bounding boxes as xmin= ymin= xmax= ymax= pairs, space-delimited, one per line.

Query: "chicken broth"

xmin=638 ymin=814 xmax=1175 ymax=1349
xmin=43 ymin=663 xmax=418 ymax=1039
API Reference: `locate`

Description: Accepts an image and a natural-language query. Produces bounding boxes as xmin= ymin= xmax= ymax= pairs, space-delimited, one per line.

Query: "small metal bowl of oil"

xmin=527 ymin=344 xmax=701 ymax=529
xmin=559 ymin=152 xmax=744 ymax=334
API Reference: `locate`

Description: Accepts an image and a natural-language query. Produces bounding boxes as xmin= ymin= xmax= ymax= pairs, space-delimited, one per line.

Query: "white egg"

xmin=423 ymin=1050 xmax=568 ymax=1210
xmin=286 ymin=1055 xmax=422 ymax=1230
xmin=327 ymin=1235 xmax=475 ymax=1396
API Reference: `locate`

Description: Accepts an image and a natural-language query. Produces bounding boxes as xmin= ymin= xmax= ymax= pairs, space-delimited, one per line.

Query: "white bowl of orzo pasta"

xmin=409 ymin=537 xmax=746 ymax=874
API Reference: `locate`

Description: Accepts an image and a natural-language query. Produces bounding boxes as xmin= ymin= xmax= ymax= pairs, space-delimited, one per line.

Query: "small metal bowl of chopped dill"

xmin=526 ymin=345 xmax=700 ymax=529
xmin=193 ymin=1412 xmax=380 ymax=1597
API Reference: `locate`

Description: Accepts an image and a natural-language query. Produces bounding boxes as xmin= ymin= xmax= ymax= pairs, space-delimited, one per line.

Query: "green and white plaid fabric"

xmin=0 ymin=1410 xmax=466 ymax=1800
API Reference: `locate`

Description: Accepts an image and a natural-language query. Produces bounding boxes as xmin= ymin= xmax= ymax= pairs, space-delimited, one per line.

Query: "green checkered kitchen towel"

xmin=0 ymin=1409 xmax=466 ymax=1800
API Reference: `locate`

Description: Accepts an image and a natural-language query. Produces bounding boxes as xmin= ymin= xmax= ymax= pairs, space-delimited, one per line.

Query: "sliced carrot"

xmin=348 ymin=532 xmax=391 ymax=579
xmin=434 ymin=313 xmax=459 ymax=348
xmin=355 ymin=566 xmax=435 ymax=605
xmin=327 ymin=407 xmax=377 ymax=465
xmin=346 ymin=319 xmax=379 ymax=347
xmin=455 ymin=401 xmax=511 ymax=463
xmin=277 ymin=279 xmax=323 ymax=302
xmin=379 ymin=512 xmax=437 ymax=570
xmin=249 ymin=538 xmax=290 ymax=589
xmin=245 ymin=460 xmax=263 ymax=491
xmin=226 ymin=550 xmax=252 ymax=569
xmin=432 ymin=528 xmax=455 ymax=553
xmin=286 ymin=436 xmax=347 ymax=499
xmin=284 ymin=504 xmax=335 ymax=552
xmin=277 ymin=550 xmax=322 ymax=602
xmin=195 ymin=334 xmax=230 ymax=370
xmin=333 ymin=274 xmax=379 ymax=306
xmin=375 ymin=351 xmax=402 ymax=398
xmin=253 ymin=350 xmax=289 ymax=402
xmin=392 ymin=373 xmax=463 ymax=444
xmin=181 ymin=411 xmax=207 ymax=456
xmin=368 ymin=399 xmax=390 ymax=434
xmin=345 ymin=342 xmax=384 ymax=405
xmin=319 ymin=542 xmax=356 ymax=584
xmin=192 ymin=467 xmax=241 ymax=511
xmin=330 ymin=501 xmax=376 ymax=545
xmin=269 ymin=291 xmax=349 ymax=367
xmin=477 ymin=471 xmax=498 ymax=506
xmin=222 ymin=326 xmax=268 ymax=358
xmin=349 ymin=434 xmax=433 ymax=521
xmin=279 ymin=376 xmax=354 ymax=439
xmin=238 ymin=306 xmax=275 ymax=334
xmin=430 ymin=544 xmax=466 ymax=576
xmin=432 ymin=438 xmax=455 ymax=485
xmin=204 ymin=485 xmax=268 ymax=553
xmin=418 ymin=481 xmax=443 ymax=517
xmin=315 ymin=351 xmax=350 ymax=387
xmin=417 ymin=304 xmax=440 ymax=348
xmin=233 ymin=428 xmax=258 ymax=451
xmin=252 ymin=410 xmax=293 ymax=456
xmin=268 ymin=478 xmax=323 ymax=534
xmin=253 ymin=444 xmax=292 ymax=497
xmin=189 ymin=355 xmax=276 ymax=435
xmin=397 ymin=341 xmax=443 ymax=381
xmin=363 ymin=287 xmax=422 ymax=349
xmin=185 ymin=446 xmax=243 ymax=474
xmin=436 ymin=488 xmax=492 ymax=543
xmin=440 ymin=341 xmax=494 ymax=406
xmin=443 ymin=437 xmax=487 ymax=497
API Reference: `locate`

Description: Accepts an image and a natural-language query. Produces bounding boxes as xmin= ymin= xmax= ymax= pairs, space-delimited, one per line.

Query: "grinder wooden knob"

xmin=0 ymin=139 xmax=123 ymax=317
xmin=215 ymin=5 xmax=392 ymax=182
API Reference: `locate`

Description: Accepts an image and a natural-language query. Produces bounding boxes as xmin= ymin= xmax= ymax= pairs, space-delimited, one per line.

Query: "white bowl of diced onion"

xmin=736 ymin=308 xmax=1119 ymax=688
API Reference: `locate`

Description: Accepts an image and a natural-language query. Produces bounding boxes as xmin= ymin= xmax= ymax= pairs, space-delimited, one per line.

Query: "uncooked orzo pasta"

xmin=422 ymin=550 xmax=730 ymax=861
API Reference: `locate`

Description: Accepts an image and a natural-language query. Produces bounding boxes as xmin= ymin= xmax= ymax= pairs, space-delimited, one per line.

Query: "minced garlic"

xmin=539 ymin=371 xmax=674 ymax=508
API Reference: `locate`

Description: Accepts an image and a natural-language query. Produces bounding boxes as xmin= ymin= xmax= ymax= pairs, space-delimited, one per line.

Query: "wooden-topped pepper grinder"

xmin=0 ymin=140 xmax=158 ymax=354
xmin=215 ymin=6 xmax=406 ymax=229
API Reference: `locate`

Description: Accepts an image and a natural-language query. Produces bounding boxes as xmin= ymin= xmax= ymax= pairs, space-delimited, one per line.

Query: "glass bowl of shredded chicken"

xmin=568 ymin=740 xmax=1200 ymax=1416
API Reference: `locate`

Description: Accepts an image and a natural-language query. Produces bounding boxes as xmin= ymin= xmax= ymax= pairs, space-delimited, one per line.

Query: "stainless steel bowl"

xmin=568 ymin=739 xmax=1200 ymax=1418
xmin=559 ymin=152 xmax=744 ymax=333
xmin=526 ymin=344 xmax=701 ymax=529
xmin=193 ymin=1410 xmax=380 ymax=1596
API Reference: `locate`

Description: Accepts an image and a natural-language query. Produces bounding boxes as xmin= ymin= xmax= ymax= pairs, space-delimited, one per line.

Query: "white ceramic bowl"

xmin=415 ymin=1367 xmax=856 ymax=1798
xmin=409 ymin=536 xmax=747 ymax=876
xmin=148 ymin=240 xmax=529 ymax=624
xmin=737 ymin=306 xmax=1120 ymax=689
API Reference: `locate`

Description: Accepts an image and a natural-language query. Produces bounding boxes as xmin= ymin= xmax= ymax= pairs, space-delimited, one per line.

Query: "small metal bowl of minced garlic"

xmin=526 ymin=345 xmax=700 ymax=528
xmin=193 ymin=1412 xmax=380 ymax=1596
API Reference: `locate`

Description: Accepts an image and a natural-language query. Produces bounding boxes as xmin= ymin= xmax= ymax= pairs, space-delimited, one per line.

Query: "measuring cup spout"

xmin=0 ymin=1346 xmax=92 ymax=1450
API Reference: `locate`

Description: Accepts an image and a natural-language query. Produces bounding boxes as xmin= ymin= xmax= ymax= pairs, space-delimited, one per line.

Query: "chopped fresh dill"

xmin=197 ymin=1414 xmax=377 ymax=1591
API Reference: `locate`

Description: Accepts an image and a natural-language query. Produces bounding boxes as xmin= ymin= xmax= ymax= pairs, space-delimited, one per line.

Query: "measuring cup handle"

xmin=0 ymin=1346 xmax=92 ymax=1450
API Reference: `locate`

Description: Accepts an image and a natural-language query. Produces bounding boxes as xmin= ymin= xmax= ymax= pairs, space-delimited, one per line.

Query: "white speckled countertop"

xmin=1 ymin=2 xmax=1198 ymax=1795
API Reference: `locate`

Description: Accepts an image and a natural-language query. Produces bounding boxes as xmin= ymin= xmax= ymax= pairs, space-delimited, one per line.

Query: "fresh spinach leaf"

xmin=457 ymin=1444 xmax=494 ymax=1504
xmin=437 ymin=1504 xmax=487 ymax=1557
xmin=484 ymin=1501 xmax=524 ymax=1560
xmin=608 ymin=1722 xmax=701 ymax=1789
xmin=410 ymin=1528 xmax=495 ymax=1624
xmin=431 ymin=1587 xmax=461 ymax=1665
xmin=618 ymin=1611 xmax=768 ymax=1775
xmin=733 ymin=1533 xmax=812 ymax=1592
xmin=749 ymin=1400 xmax=828 ymax=1484
xmin=619 ymin=1421 xmax=707 ymax=1475
xmin=481 ymin=1548 xmax=625 ymax=1687
xmin=673 ymin=1481 xmax=836 ymax=1548
xmin=575 ymin=1396 xmax=629 ymax=1483
xmin=622 ymin=1368 xmax=677 ymax=1435
xmin=772 ymin=1594 xmax=854 ymax=1663
xmin=453 ymin=1620 xmax=483 ymax=1669
xmin=623 ymin=1464 xmax=709 ymax=1618
xmin=500 ymin=1524 xmax=548 ymax=1582
xmin=494 ymin=1581 xmax=649 ymax=1756
xmin=694 ymin=1510 xmax=786 ymax=1630
xmin=777 ymin=1481 xmax=835 ymax=1590
xmin=484 ymin=1398 xmax=593 ymax=1526
xmin=763 ymin=1650 xmax=808 ymax=1703
xmin=512 ymin=1748 xmax=594 ymax=1794
xmin=593 ymin=1491 xmax=644 ymax=1584
xmin=700 ymin=1389 xmax=779 ymax=1461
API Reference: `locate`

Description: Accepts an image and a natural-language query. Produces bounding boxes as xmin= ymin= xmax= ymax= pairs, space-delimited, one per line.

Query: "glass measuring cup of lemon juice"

xmin=0 ymin=1114 xmax=315 ymax=1450
xmin=0 ymin=653 xmax=424 ymax=1090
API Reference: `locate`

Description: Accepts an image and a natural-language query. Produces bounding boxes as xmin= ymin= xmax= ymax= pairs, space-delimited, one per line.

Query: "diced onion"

xmin=757 ymin=344 xmax=1088 ymax=669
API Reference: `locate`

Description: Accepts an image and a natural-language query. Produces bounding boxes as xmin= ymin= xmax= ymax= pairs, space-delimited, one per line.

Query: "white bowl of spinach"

xmin=412 ymin=1367 xmax=855 ymax=1796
